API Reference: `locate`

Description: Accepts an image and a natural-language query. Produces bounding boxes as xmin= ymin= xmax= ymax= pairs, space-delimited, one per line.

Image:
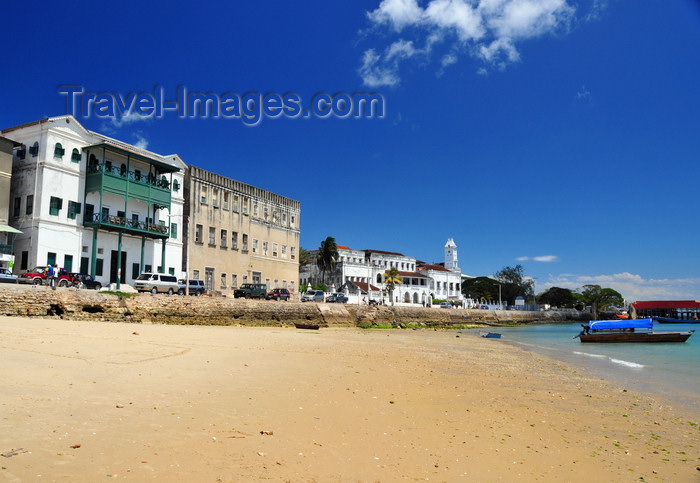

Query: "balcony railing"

xmin=84 ymin=213 xmax=169 ymax=237
xmin=87 ymin=163 xmax=171 ymax=190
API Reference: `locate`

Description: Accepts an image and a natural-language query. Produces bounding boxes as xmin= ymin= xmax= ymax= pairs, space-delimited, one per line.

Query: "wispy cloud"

xmin=360 ymin=0 xmax=590 ymax=86
xmin=517 ymin=255 xmax=559 ymax=262
xmin=100 ymin=111 xmax=152 ymax=134
xmin=133 ymin=132 xmax=149 ymax=150
xmin=541 ymin=272 xmax=700 ymax=302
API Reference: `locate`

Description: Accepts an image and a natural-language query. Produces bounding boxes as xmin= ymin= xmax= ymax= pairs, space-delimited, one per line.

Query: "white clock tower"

xmin=444 ymin=238 xmax=459 ymax=272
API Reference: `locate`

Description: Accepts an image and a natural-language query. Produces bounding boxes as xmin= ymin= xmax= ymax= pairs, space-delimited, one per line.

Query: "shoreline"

xmin=1 ymin=316 xmax=698 ymax=481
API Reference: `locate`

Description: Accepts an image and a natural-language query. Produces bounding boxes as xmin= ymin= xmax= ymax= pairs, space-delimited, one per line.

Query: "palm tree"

xmin=316 ymin=237 xmax=339 ymax=284
xmin=383 ymin=266 xmax=401 ymax=306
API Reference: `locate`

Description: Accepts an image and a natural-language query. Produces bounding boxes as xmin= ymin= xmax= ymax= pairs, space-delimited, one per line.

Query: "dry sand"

xmin=1 ymin=316 xmax=698 ymax=482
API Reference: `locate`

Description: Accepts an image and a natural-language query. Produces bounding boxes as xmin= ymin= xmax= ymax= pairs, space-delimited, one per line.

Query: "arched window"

xmin=54 ymin=143 xmax=65 ymax=158
xmin=412 ymin=293 xmax=419 ymax=304
xmin=120 ymin=164 xmax=127 ymax=176
xmin=404 ymin=292 xmax=410 ymax=303
xmin=376 ymin=273 xmax=382 ymax=284
xmin=71 ymin=148 xmax=81 ymax=163
xmin=29 ymin=141 xmax=39 ymax=157
xmin=173 ymin=179 xmax=180 ymax=192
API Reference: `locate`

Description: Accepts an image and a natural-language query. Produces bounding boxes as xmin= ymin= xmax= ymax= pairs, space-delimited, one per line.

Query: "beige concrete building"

xmin=183 ymin=166 xmax=300 ymax=294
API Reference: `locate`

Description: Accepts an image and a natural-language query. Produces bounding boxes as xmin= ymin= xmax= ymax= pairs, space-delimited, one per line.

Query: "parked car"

xmin=233 ymin=283 xmax=268 ymax=299
xmin=177 ymin=279 xmax=206 ymax=296
xmin=301 ymin=290 xmax=325 ymax=302
xmin=70 ymin=273 xmax=102 ymax=290
xmin=17 ymin=266 xmax=72 ymax=286
xmin=439 ymin=302 xmax=452 ymax=309
xmin=266 ymin=288 xmax=291 ymax=301
xmin=326 ymin=292 xmax=348 ymax=303
xmin=133 ymin=273 xmax=179 ymax=294
xmin=0 ymin=267 xmax=18 ymax=284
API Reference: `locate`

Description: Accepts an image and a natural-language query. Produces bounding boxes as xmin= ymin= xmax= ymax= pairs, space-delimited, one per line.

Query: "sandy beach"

xmin=1 ymin=316 xmax=698 ymax=482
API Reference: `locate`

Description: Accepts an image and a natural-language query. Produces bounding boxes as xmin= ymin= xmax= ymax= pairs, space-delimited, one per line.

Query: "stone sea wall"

xmin=0 ymin=285 xmax=588 ymax=327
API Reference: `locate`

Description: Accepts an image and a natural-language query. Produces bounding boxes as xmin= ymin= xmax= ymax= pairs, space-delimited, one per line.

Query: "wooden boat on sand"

xmin=576 ymin=318 xmax=694 ymax=343
xmin=294 ymin=323 xmax=320 ymax=330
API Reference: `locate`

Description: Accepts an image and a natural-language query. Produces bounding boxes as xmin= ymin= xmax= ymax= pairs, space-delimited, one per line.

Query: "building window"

xmin=96 ymin=259 xmax=104 ymax=276
xmin=13 ymin=197 xmax=20 ymax=217
xmin=71 ymin=148 xmax=81 ymax=163
xmin=54 ymin=143 xmax=65 ymax=158
xmin=231 ymin=274 xmax=238 ymax=288
xmin=132 ymin=263 xmax=140 ymax=279
xmin=282 ymin=213 xmax=287 ymax=224
xmin=68 ymin=201 xmax=81 ymax=219
xmin=145 ymin=264 xmax=152 ymax=273
xmin=29 ymin=142 xmax=39 ymax=157
xmin=20 ymin=251 xmax=28 ymax=270
xmin=212 ymin=189 xmax=219 ymax=207
xmin=252 ymin=238 xmax=258 ymax=253
xmin=242 ymin=234 xmax=248 ymax=251
xmin=16 ymin=145 xmax=26 ymax=160
xmin=242 ymin=198 xmax=248 ymax=214
xmin=170 ymin=223 xmax=178 ymax=239
xmin=262 ymin=241 xmax=268 ymax=256
xmin=172 ymin=179 xmax=180 ymax=192
xmin=291 ymin=215 xmax=296 ymax=226
xmin=193 ymin=269 xmax=200 ymax=280
xmin=220 ymin=273 xmax=227 ymax=289
xmin=208 ymin=227 xmax=215 ymax=246
xmin=220 ymin=229 xmax=227 ymax=247
xmin=49 ymin=197 xmax=63 ymax=216
xmin=272 ymin=243 xmax=278 ymax=257
xmin=169 ymin=267 xmax=175 ymax=275
xmin=200 ymin=185 xmax=207 ymax=204
xmin=195 ymin=224 xmax=203 ymax=243
xmin=281 ymin=245 xmax=287 ymax=258
xmin=291 ymin=247 xmax=296 ymax=260
xmin=232 ymin=232 xmax=238 ymax=249
xmin=263 ymin=206 xmax=268 ymax=220
xmin=223 ymin=192 xmax=229 ymax=210
xmin=47 ymin=252 xmax=56 ymax=266
xmin=232 ymin=195 xmax=239 ymax=212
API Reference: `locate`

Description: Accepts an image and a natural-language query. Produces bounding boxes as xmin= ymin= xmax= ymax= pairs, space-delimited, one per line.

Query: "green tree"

xmin=298 ymin=247 xmax=313 ymax=269
xmin=537 ymin=286 xmax=577 ymax=308
xmin=493 ymin=265 xmax=533 ymax=305
xmin=316 ymin=237 xmax=339 ymax=284
xmin=575 ymin=284 xmax=624 ymax=320
xmin=383 ymin=266 xmax=401 ymax=306
xmin=461 ymin=276 xmax=499 ymax=301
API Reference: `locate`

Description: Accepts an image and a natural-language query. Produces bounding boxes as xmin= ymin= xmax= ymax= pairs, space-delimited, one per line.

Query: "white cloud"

xmin=576 ymin=85 xmax=590 ymax=100
xmin=360 ymin=0 xmax=581 ymax=86
xmin=540 ymin=272 xmax=700 ymax=302
xmin=133 ymin=133 xmax=149 ymax=150
xmin=99 ymin=110 xmax=152 ymax=135
xmin=359 ymin=48 xmax=401 ymax=87
xmin=517 ymin=255 xmax=559 ymax=262
xmin=367 ymin=0 xmax=424 ymax=31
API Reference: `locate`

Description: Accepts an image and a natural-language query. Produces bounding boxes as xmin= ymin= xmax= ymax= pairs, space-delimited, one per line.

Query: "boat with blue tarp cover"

xmin=576 ymin=318 xmax=694 ymax=343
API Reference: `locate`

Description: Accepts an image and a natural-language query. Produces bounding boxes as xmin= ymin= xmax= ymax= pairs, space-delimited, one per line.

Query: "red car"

xmin=17 ymin=266 xmax=72 ymax=286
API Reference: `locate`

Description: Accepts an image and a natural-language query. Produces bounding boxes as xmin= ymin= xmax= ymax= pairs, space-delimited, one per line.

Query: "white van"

xmin=134 ymin=273 xmax=179 ymax=294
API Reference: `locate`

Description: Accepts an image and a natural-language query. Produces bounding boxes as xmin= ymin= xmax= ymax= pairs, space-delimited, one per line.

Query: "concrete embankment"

xmin=0 ymin=285 xmax=588 ymax=327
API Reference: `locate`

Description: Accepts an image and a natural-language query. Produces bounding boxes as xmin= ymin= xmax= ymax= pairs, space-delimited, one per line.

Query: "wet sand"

xmin=1 ymin=316 xmax=698 ymax=481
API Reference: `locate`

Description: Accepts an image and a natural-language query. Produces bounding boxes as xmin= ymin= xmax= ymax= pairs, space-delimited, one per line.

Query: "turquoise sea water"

xmin=469 ymin=321 xmax=700 ymax=410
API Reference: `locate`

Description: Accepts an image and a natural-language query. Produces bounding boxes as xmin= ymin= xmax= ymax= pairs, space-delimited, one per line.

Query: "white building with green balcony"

xmin=2 ymin=116 xmax=185 ymax=287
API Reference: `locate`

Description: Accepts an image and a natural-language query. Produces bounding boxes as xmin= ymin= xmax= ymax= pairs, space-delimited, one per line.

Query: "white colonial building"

xmin=2 ymin=116 xmax=185 ymax=287
xmin=300 ymin=240 xmax=465 ymax=306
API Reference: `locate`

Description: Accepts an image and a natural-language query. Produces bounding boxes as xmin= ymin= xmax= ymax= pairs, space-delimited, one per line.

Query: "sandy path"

xmin=1 ymin=316 xmax=698 ymax=482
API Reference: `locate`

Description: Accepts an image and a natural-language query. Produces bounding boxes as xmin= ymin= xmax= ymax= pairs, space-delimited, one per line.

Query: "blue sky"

xmin=2 ymin=0 xmax=699 ymax=302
